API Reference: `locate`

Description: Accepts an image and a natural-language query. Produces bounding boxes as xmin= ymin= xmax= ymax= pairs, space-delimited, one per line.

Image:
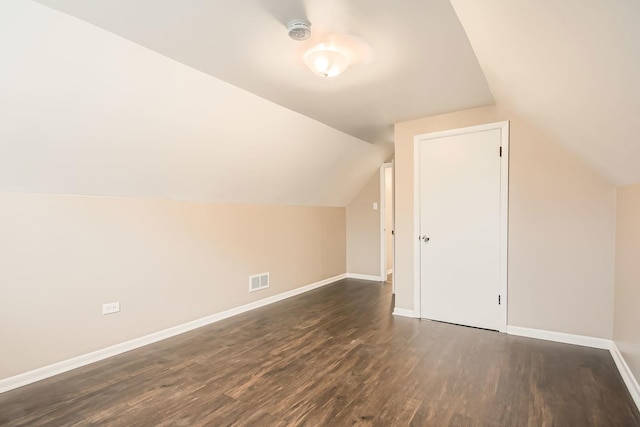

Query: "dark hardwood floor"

xmin=1 ymin=278 xmax=638 ymax=426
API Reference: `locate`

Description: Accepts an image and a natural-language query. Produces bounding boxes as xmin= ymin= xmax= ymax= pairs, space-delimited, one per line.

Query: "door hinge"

xmin=499 ymin=146 xmax=502 ymax=157
xmin=498 ymin=295 xmax=501 ymax=305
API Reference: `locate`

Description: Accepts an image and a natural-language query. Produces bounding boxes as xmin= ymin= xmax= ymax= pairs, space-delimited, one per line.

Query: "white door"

xmin=418 ymin=126 xmax=505 ymax=331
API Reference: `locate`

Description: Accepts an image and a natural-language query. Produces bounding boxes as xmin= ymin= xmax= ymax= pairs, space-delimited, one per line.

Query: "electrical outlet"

xmin=373 ymin=202 xmax=378 ymax=210
xmin=102 ymin=302 xmax=120 ymax=315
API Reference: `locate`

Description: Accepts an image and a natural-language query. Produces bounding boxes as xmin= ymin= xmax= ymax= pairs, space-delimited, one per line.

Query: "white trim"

xmin=392 ymin=308 xmax=419 ymax=318
xmin=0 ymin=273 xmax=347 ymax=394
xmin=414 ymin=121 xmax=511 ymax=141
xmin=391 ymin=159 xmax=396 ymax=294
xmin=498 ymin=121 xmax=509 ymax=332
xmin=386 ymin=269 xmax=393 ymax=276
xmin=346 ymin=273 xmax=385 ymax=282
xmin=506 ymin=326 xmax=611 ymax=349
xmin=413 ymin=121 xmax=510 ymax=332
xmin=380 ymin=164 xmax=386 ymax=282
xmin=507 ymin=326 xmax=639 ymax=411
xmin=380 ymin=163 xmax=392 ymax=284
xmin=413 ymin=140 xmax=421 ymax=317
xmin=610 ymin=342 xmax=640 ymax=410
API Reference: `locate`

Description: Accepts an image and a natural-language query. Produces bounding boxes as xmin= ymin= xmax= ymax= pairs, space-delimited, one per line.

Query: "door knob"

xmin=422 ymin=235 xmax=430 ymax=243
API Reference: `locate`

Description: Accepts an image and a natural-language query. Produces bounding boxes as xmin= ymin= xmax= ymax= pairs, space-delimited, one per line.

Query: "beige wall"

xmin=394 ymin=105 xmax=616 ymax=338
xmin=346 ymin=171 xmax=381 ymax=277
xmin=0 ymin=192 xmax=346 ymax=380
xmin=614 ymin=184 xmax=640 ymax=381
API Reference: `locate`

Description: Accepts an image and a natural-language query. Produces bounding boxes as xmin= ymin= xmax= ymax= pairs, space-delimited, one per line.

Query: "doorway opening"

xmin=380 ymin=162 xmax=395 ymax=293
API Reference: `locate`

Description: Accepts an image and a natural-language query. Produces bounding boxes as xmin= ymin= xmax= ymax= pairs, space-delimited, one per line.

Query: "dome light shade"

xmin=303 ymin=43 xmax=350 ymax=78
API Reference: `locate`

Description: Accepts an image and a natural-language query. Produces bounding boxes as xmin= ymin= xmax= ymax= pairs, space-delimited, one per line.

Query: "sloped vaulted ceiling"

xmin=6 ymin=0 xmax=635 ymax=207
xmin=0 ymin=0 xmax=495 ymax=206
xmin=31 ymin=0 xmax=494 ymax=146
xmin=0 ymin=0 xmax=390 ymax=206
xmin=451 ymin=0 xmax=640 ymax=185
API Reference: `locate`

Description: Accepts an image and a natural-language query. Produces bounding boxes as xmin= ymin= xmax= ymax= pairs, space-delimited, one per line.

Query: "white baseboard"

xmin=610 ymin=342 xmax=640 ymax=410
xmin=346 ymin=273 xmax=385 ymax=282
xmin=5 ymin=291 xmax=639 ymax=415
xmin=505 ymin=326 xmax=640 ymax=412
xmin=506 ymin=325 xmax=612 ymax=349
xmin=386 ymin=269 xmax=393 ymax=275
xmin=0 ymin=273 xmax=347 ymax=394
xmin=392 ymin=307 xmax=418 ymax=318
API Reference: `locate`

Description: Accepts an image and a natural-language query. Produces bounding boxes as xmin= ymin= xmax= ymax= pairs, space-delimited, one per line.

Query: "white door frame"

xmin=380 ymin=162 xmax=394 ymax=290
xmin=413 ymin=121 xmax=509 ymax=332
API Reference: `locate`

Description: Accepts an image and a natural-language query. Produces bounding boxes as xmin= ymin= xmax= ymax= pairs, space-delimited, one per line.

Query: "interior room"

xmin=1 ymin=0 xmax=639 ymax=425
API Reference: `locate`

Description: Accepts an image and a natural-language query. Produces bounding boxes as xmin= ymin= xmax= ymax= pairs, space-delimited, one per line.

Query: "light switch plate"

xmin=102 ymin=302 xmax=120 ymax=315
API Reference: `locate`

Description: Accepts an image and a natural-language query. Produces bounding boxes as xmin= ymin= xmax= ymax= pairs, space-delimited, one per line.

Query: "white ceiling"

xmin=3 ymin=0 xmax=639 ymax=208
xmin=33 ymin=0 xmax=495 ymax=146
xmin=451 ymin=0 xmax=640 ymax=185
xmin=0 ymin=0 xmax=390 ymax=206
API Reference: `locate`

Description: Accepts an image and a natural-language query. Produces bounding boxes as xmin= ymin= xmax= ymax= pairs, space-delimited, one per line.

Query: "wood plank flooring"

xmin=1 ymin=278 xmax=639 ymax=426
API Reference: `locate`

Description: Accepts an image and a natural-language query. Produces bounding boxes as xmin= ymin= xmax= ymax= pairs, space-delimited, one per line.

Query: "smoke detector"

xmin=287 ymin=19 xmax=311 ymax=41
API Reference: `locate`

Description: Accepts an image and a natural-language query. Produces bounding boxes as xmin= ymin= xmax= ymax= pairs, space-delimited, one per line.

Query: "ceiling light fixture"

xmin=303 ymin=43 xmax=350 ymax=78
xmin=287 ymin=19 xmax=370 ymax=79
